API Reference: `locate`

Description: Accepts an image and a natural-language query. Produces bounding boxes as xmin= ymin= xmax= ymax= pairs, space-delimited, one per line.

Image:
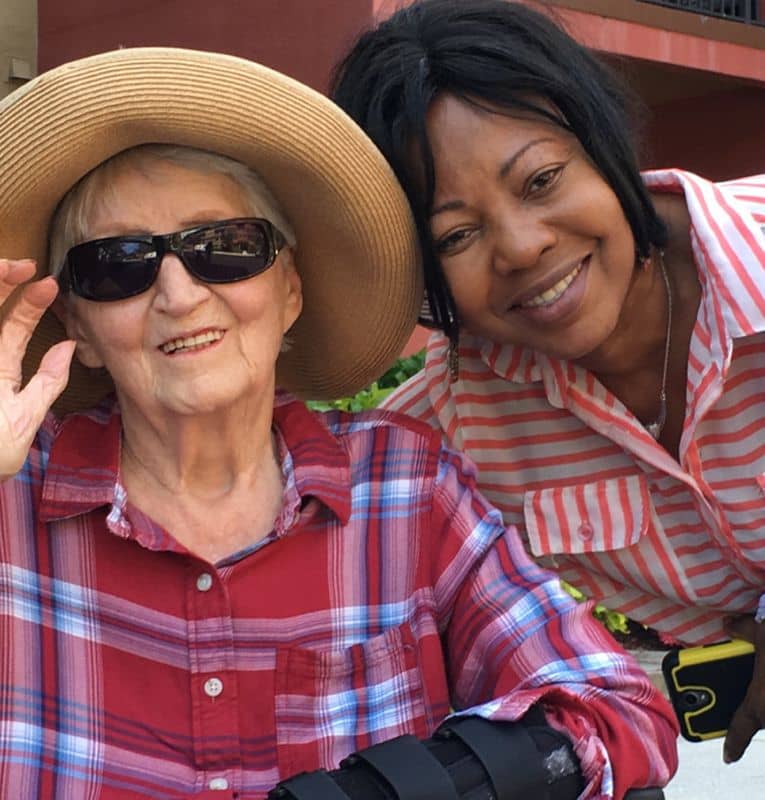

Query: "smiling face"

xmin=426 ymin=94 xmax=636 ymax=362
xmin=62 ymin=159 xmax=302 ymax=419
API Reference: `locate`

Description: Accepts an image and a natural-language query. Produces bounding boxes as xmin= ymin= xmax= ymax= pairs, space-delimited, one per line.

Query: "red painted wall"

xmin=38 ymin=0 xmax=374 ymax=92
xmin=644 ymin=86 xmax=765 ymax=180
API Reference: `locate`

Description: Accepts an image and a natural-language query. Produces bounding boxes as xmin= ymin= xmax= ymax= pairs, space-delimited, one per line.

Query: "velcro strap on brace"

xmin=269 ymin=768 xmax=353 ymax=800
xmin=342 ymin=734 xmax=459 ymax=800
xmin=436 ymin=715 xmax=548 ymax=799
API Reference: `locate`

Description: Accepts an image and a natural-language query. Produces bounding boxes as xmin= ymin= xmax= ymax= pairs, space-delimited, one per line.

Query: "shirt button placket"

xmin=190 ymin=563 xmax=240 ymax=784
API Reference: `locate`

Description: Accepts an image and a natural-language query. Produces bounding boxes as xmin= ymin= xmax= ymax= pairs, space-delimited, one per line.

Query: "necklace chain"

xmin=645 ymin=249 xmax=672 ymax=440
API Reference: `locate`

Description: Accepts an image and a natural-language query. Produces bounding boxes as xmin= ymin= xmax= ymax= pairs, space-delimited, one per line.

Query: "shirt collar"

xmin=642 ymin=168 xmax=765 ymax=340
xmin=272 ymin=391 xmax=351 ymax=525
xmin=39 ymin=397 xmax=122 ymax=521
xmin=39 ymin=391 xmax=351 ymax=526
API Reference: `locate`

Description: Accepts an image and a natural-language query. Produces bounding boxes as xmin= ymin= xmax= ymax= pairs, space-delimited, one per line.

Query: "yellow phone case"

xmin=661 ymin=639 xmax=755 ymax=742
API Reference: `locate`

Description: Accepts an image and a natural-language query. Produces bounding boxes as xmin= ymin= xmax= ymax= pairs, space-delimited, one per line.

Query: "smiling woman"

xmin=425 ymin=96 xmax=636 ymax=362
xmin=333 ymin=0 xmax=765 ymax=764
xmin=0 ymin=46 xmax=677 ymax=800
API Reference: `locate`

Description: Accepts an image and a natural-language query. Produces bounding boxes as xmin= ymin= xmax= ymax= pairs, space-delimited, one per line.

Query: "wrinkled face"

xmin=426 ymin=94 xmax=636 ymax=361
xmin=62 ymin=160 xmax=302 ymax=418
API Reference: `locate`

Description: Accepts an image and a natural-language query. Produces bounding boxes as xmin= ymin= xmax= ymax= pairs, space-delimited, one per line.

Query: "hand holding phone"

xmin=723 ymin=614 xmax=765 ymax=763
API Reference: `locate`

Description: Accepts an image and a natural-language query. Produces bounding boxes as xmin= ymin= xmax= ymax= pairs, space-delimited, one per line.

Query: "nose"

xmin=491 ymin=214 xmax=557 ymax=277
xmin=152 ymin=254 xmax=211 ymax=315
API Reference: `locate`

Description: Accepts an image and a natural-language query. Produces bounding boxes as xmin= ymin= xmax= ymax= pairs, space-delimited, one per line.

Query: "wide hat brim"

xmin=0 ymin=47 xmax=421 ymax=413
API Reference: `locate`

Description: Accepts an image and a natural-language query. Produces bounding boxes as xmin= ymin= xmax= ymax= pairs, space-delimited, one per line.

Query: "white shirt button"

xmin=196 ymin=573 xmax=213 ymax=592
xmin=208 ymin=777 xmax=229 ymax=790
xmin=204 ymin=677 xmax=224 ymax=697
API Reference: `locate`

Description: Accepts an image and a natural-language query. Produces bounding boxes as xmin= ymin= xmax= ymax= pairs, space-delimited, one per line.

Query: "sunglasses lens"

xmin=181 ymin=220 xmax=274 ymax=282
xmin=67 ymin=238 xmax=159 ymax=301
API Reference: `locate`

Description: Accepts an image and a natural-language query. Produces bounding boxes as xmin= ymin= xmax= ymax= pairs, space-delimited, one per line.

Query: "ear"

xmin=280 ymin=249 xmax=303 ymax=333
xmin=51 ymin=293 xmax=105 ymax=369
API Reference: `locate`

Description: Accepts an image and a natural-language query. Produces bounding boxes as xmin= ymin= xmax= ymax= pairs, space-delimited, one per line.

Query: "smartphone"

xmin=661 ymin=639 xmax=755 ymax=742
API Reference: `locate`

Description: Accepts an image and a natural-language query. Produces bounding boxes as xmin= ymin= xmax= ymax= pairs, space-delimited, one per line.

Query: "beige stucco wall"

xmin=0 ymin=0 xmax=36 ymax=99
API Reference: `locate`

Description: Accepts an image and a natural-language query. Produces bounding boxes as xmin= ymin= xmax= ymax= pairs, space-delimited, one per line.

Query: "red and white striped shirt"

xmin=384 ymin=170 xmax=765 ymax=645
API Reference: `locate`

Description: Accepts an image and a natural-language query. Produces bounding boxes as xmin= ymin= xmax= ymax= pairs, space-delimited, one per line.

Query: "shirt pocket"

xmin=523 ymin=473 xmax=650 ymax=557
xmin=274 ymin=622 xmax=432 ymax=778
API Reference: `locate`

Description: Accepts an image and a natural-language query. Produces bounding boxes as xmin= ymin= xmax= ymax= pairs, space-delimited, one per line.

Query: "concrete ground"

xmin=664 ymin=732 xmax=765 ymax=799
xmin=631 ymin=650 xmax=765 ymax=798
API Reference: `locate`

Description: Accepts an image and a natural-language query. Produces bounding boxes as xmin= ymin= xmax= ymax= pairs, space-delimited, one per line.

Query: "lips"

xmin=160 ymin=329 xmax=224 ymax=354
xmin=520 ymin=262 xmax=584 ymax=308
xmin=509 ymin=256 xmax=589 ymax=311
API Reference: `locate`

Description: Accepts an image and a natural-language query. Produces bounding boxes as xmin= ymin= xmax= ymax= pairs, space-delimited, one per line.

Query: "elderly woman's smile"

xmin=159 ymin=328 xmax=225 ymax=356
xmin=60 ymin=157 xmax=302 ymax=419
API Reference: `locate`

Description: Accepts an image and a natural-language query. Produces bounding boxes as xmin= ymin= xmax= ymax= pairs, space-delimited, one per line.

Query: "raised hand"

xmin=0 ymin=259 xmax=75 ymax=481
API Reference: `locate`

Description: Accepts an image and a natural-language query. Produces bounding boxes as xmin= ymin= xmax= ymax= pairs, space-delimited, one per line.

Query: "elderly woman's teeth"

xmin=522 ymin=263 xmax=583 ymax=308
xmin=161 ymin=330 xmax=223 ymax=354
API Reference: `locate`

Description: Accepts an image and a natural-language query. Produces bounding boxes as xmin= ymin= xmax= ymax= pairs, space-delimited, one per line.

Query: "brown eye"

xmin=527 ymin=166 xmax=563 ymax=196
xmin=434 ymin=228 xmax=476 ymax=255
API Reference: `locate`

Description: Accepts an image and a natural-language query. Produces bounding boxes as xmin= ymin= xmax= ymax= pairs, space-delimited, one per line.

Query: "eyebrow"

xmin=90 ymin=213 xmax=242 ymax=238
xmin=430 ymin=137 xmax=556 ymax=218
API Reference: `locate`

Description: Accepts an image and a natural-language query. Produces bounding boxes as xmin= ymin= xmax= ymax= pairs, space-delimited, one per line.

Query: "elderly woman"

xmin=333 ymin=0 xmax=765 ymax=762
xmin=0 ymin=48 xmax=676 ymax=799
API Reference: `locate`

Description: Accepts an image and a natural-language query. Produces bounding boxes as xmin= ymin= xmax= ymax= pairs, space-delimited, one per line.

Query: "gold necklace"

xmin=645 ymin=249 xmax=672 ymax=441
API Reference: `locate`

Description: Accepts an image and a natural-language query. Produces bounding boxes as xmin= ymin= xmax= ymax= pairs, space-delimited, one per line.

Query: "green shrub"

xmin=308 ymin=351 xmax=425 ymax=413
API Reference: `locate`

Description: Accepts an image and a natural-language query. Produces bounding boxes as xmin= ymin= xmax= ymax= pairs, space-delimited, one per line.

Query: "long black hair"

xmin=332 ymin=0 xmax=667 ymax=342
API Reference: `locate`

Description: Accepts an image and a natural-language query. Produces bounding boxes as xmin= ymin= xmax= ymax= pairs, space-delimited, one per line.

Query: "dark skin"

xmin=583 ymin=192 xmax=700 ymax=462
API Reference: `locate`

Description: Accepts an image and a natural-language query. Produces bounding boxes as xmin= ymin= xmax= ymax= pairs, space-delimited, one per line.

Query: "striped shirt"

xmin=384 ymin=169 xmax=765 ymax=646
xmin=0 ymin=393 xmax=676 ymax=798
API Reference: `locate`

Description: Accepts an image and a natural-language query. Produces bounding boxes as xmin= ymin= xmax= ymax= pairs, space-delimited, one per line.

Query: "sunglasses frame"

xmin=59 ymin=217 xmax=286 ymax=302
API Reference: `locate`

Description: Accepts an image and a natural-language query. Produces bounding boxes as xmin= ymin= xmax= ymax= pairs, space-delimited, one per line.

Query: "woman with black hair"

xmin=333 ymin=0 xmax=765 ymax=763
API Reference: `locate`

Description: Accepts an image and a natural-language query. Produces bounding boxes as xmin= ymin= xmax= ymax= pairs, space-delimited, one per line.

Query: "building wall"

xmin=646 ymin=86 xmax=765 ymax=179
xmin=38 ymin=0 xmax=373 ymax=93
xmin=0 ymin=0 xmax=37 ymax=99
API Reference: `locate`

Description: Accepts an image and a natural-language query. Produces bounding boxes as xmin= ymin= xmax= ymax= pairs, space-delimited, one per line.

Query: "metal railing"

xmin=637 ymin=0 xmax=764 ymax=24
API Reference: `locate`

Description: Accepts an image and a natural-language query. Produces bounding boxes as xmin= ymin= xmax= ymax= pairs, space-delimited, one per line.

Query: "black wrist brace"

xmin=269 ymin=710 xmax=584 ymax=800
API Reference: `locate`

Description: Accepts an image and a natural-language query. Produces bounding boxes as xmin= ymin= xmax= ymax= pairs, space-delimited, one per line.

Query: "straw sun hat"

xmin=0 ymin=47 xmax=421 ymax=413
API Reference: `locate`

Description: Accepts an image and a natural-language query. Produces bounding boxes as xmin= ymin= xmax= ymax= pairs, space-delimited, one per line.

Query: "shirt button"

xmin=204 ymin=677 xmax=224 ymax=698
xmin=208 ymin=777 xmax=229 ymax=790
xmin=578 ymin=522 xmax=594 ymax=541
xmin=196 ymin=572 xmax=213 ymax=592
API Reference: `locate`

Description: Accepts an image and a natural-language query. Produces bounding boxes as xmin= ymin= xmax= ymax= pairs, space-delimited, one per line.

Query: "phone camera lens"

xmin=681 ymin=690 xmax=711 ymax=710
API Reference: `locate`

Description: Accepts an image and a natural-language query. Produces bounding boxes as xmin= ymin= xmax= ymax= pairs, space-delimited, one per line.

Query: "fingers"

xmin=723 ymin=616 xmax=765 ymax=763
xmin=724 ymin=697 xmax=760 ymax=763
xmin=0 ymin=258 xmax=38 ymax=301
xmin=724 ymin=615 xmax=759 ymax=644
xmin=1 ymin=262 xmax=60 ymax=372
xmin=22 ymin=339 xmax=76 ymax=412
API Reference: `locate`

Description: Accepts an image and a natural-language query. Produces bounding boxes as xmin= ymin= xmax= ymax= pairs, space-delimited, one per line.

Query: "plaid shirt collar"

xmin=38 ymin=391 xmax=351 ymax=526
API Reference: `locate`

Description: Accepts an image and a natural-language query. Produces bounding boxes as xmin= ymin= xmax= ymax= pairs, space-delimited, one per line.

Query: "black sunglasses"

xmin=59 ymin=217 xmax=286 ymax=302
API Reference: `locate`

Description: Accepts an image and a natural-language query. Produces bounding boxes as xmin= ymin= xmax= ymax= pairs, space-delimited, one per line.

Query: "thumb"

xmin=724 ymin=701 xmax=759 ymax=763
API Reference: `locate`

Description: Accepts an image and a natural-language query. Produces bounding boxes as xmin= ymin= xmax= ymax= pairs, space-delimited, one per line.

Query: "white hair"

xmin=48 ymin=144 xmax=297 ymax=277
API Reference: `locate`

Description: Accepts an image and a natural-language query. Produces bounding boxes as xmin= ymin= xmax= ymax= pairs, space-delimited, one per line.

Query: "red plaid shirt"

xmin=0 ymin=393 xmax=677 ymax=798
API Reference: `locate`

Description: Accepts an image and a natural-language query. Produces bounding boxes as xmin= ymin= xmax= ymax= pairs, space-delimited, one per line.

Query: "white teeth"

xmin=161 ymin=330 xmax=223 ymax=354
xmin=521 ymin=263 xmax=582 ymax=308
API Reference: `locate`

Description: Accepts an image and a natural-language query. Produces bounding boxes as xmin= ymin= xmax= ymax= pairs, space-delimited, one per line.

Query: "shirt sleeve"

xmin=428 ymin=445 xmax=679 ymax=799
